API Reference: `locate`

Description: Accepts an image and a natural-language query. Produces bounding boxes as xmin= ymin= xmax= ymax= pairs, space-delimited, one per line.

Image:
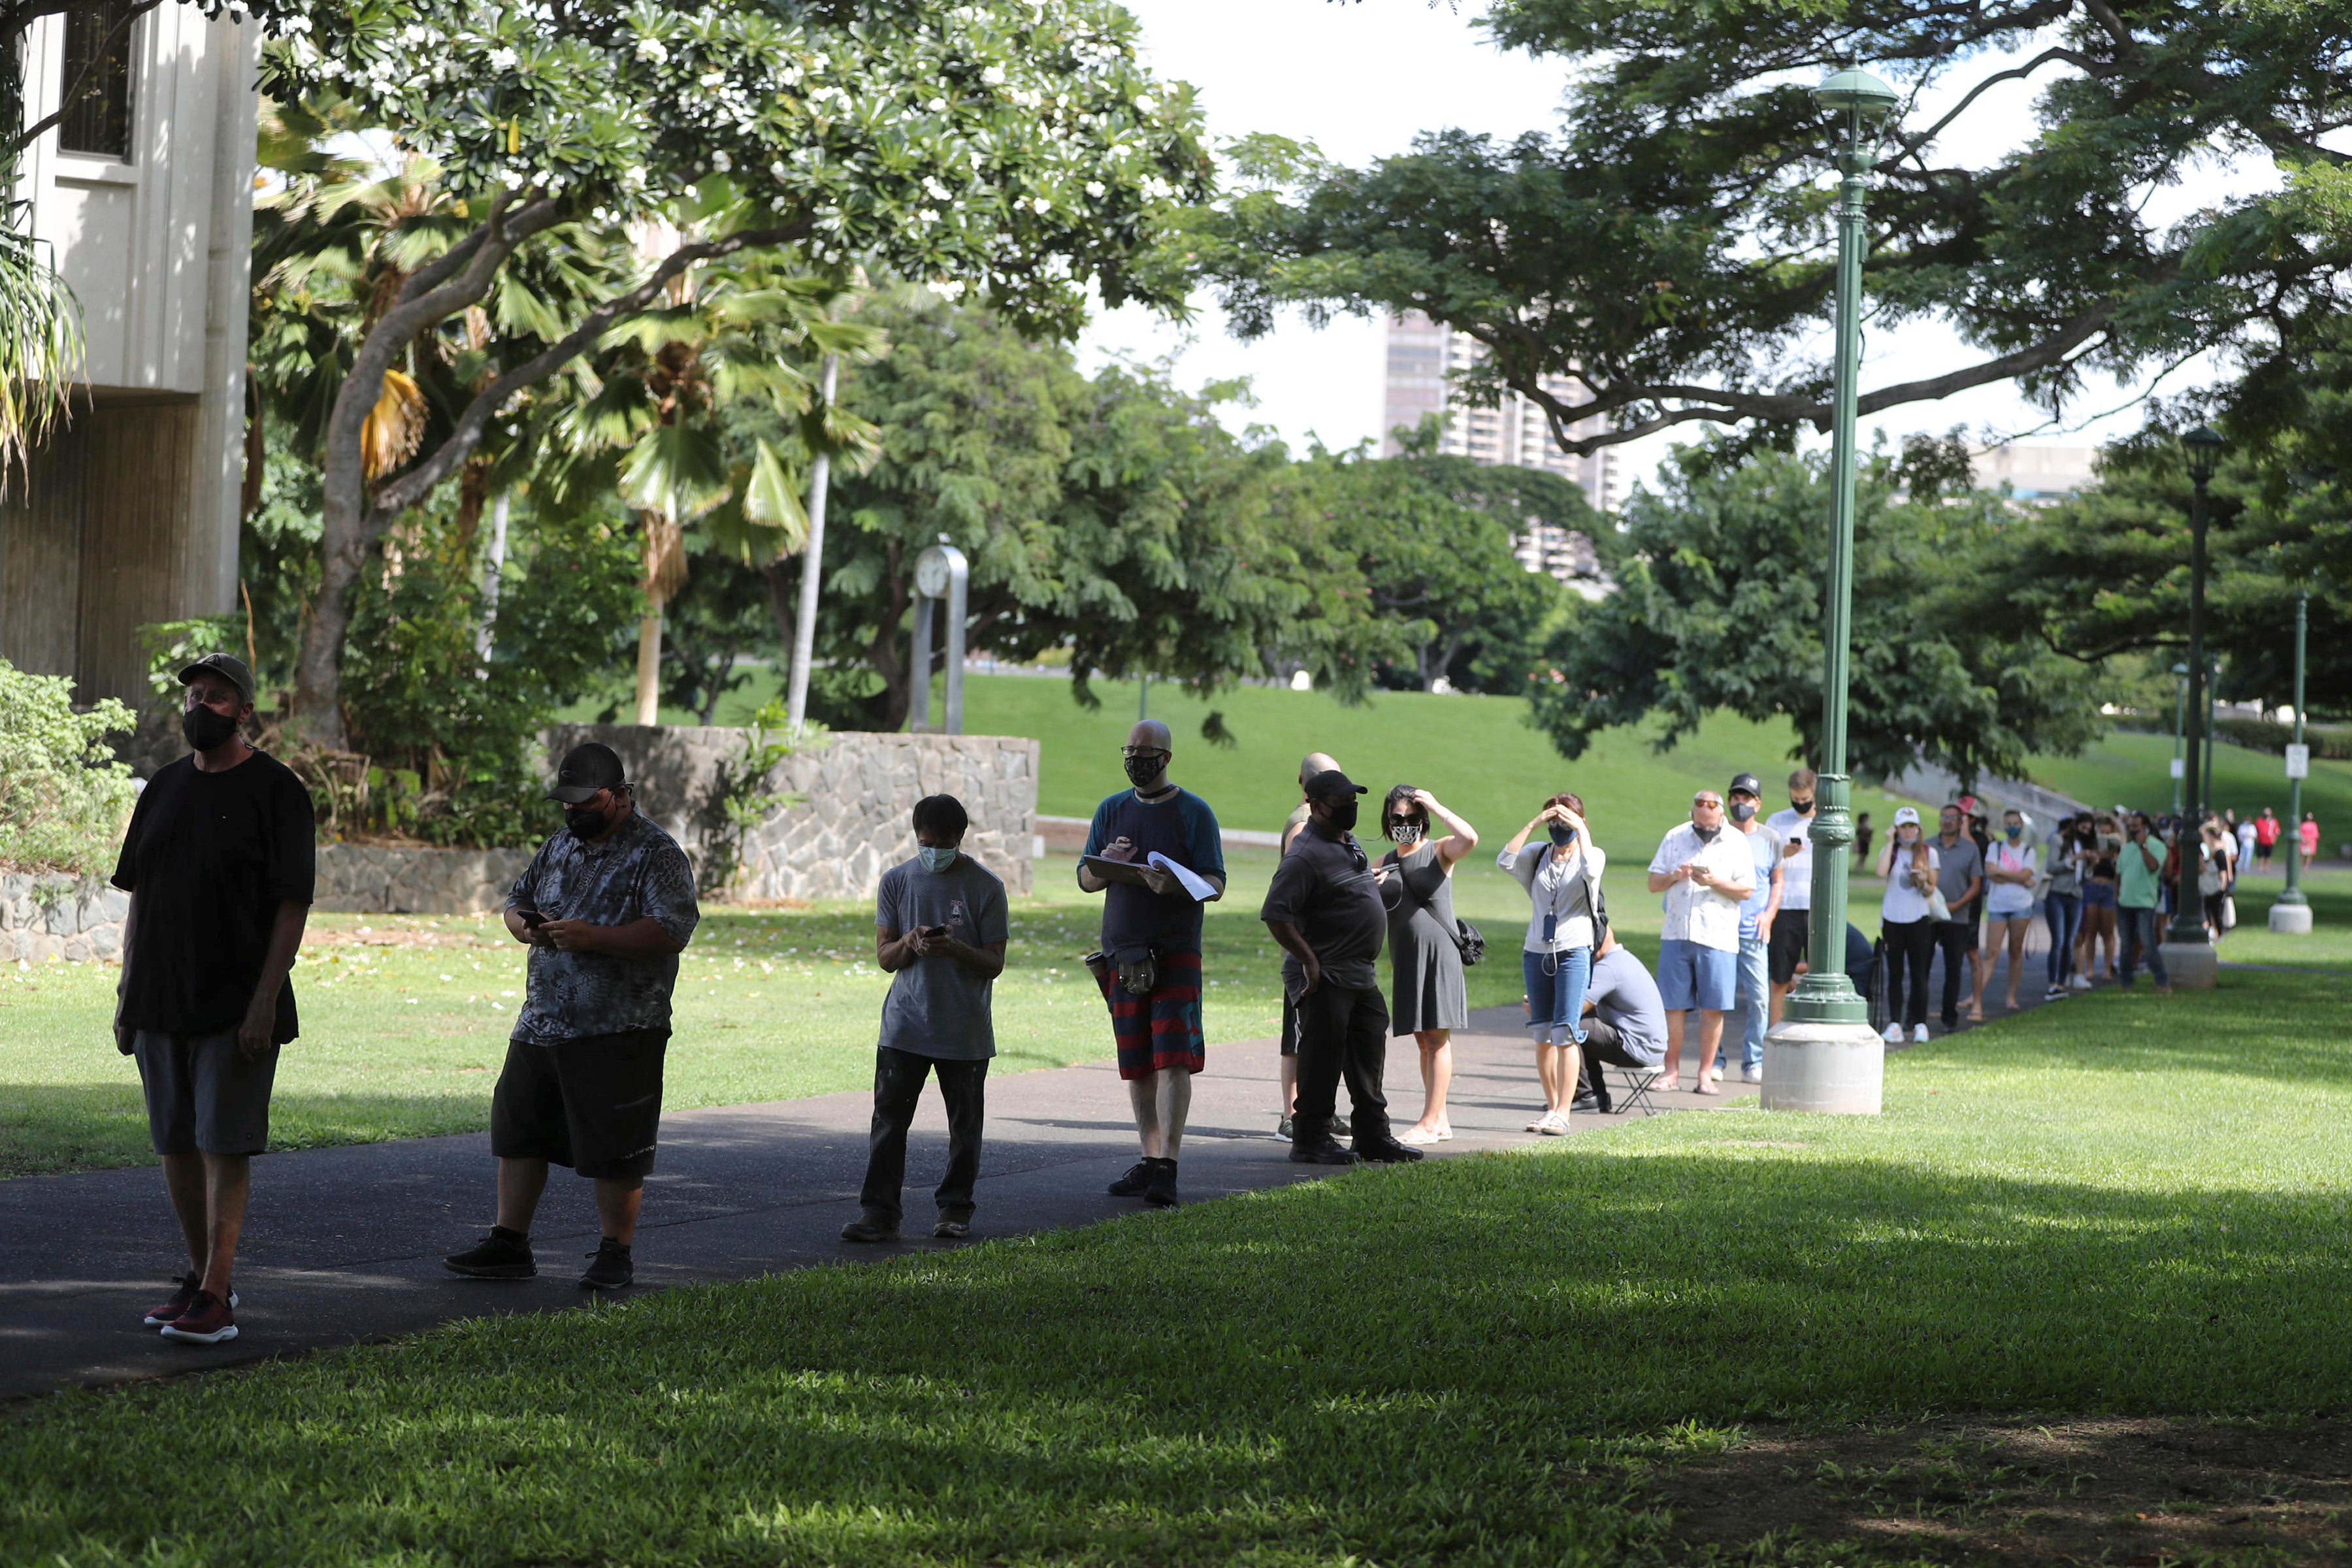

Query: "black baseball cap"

xmin=1303 ymin=768 xmax=1368 ymax=804
xmin=1728 ymin=772 xmax=1763 ymax=798
xmin=549 ymin=742 xmax=627 ymax=804
xmin=178 ymin=652 xmax=255 ymax=705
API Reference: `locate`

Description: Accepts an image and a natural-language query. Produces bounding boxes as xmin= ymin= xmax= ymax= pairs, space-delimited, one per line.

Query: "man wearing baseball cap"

xmin=444 ymin=740 xmax=699 ymax=1290
xmin=1260 ymin=768 xmax=1422 ymax=1166
xmin=112 ymin=652 xmax=315 ymax=1345
xmin=1723 ymin=774 xmax=1784 ymax=1085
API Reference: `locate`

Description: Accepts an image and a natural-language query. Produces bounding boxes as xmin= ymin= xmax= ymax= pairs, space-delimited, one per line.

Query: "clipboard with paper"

xmin=1081 ymin=852 xmax=1217 ymax=902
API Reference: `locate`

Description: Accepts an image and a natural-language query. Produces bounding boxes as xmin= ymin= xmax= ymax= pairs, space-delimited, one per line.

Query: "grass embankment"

xmin=2027 ymin=725 xmax=2352 ymax=837
xmin=9 ymin=966 xmax=2352 ymax=1564
xmin=0 ymin=847 xmax=1679 ymax=1178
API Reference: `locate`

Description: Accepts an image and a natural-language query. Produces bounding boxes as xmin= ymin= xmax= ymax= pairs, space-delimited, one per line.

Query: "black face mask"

xmin=1124 ymin=753 xmax=1167 ymax=789
xmin=1321 ymin=798 xmax=1359 ymax=836
xmin=182 ymin=704 xmax=238 ymax=752
xmin=564 ymin=804 xmax=610 ymax=840
xmin=1729 ymin=800 xmax=1757 ymax=823
xmin=1791 ymin=798 xmax=1816 ymax=815
xmin=1547 ymin=823 xmax=1576 ymax=847
xmin=1692 ymin=821 xmax=1722 ymax=843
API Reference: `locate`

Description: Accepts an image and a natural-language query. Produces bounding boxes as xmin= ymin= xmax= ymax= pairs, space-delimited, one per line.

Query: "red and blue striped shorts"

xmin=1095 ymin=949 xmax=1205 ymax=1081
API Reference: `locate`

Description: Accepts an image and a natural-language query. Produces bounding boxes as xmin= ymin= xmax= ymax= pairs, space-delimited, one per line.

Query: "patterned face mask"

xmin=1389 ymin=821 xmax=1425 ymax=846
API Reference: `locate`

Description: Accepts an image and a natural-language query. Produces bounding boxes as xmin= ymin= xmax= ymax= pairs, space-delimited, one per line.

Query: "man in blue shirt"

xmin=1079 ymin=720 xmax=1226 ymax=1208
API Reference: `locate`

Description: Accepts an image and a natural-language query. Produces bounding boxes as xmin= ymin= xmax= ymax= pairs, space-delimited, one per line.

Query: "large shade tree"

xmin=261 ymin=0 xmax=1212 ymax=748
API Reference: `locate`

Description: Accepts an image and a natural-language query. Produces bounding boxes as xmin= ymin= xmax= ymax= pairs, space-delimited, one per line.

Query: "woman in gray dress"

xmin=1377 ymin=785 xmax=1478 ymax=1145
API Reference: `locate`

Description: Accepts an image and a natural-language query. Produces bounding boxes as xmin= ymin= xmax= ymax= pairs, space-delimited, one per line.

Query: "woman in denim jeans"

xmin=2040 ymin=813 xmax=2084 ymax=1000
xmin=1497 ymin=792 xmax=1604 ymax=1135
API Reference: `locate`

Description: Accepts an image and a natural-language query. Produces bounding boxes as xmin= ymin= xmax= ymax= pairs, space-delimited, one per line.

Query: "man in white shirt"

xmin=1765 ymin=768 xmax=1818 ymax=1026
xmin=1646 ymin=788 xmax=1755 ymax=1093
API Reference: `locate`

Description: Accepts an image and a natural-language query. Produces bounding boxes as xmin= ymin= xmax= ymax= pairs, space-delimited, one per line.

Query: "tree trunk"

xmin=860 ymin=549 xmax=912 ymax=732
xmin=760 ymin=559 xmax=797 ymax=652
xmin=634 ymin=609 xmax=664 ymax=725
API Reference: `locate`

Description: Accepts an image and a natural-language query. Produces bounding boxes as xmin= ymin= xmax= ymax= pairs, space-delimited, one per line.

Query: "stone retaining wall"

xmin=0 ymin=874 xmax=127 ymax=963
xmin=314 ymin=844 xmax=536 ymax=915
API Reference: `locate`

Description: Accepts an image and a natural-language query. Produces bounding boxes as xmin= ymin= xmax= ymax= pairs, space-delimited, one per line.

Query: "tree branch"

xmin=367 ymin=220 xmax=815 ymax=520
xmin=1896 ymin=46 xmax=2104 ymax=161
xmin=9 ymin=0 xmax=163 ymax=156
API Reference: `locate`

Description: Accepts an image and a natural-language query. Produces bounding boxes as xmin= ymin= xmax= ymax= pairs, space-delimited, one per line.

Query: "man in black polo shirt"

xmin=442 ymin=742 xmax=699 ymax=1291
xmin=112 ymin=653 xmax=315 ymax=1346
xmin=1260 ymin=768 xmax=1421 ymax=1166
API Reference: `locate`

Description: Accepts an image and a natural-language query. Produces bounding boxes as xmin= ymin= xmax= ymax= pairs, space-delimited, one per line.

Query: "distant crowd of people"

xmin=110 ymin=652 xmax=2319 ymax=1346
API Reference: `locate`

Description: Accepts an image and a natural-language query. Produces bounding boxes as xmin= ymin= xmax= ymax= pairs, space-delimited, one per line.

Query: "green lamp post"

xmin=2170 ymin=662 xmax=2188 ymax=815
xmin=1763 ymin=65 xmax=1899 ymax=1115
xmin=2160 ymin=424 xmax=2225 ymax=987
xmin=2272 ymin=586 xmax=2313 ymax=933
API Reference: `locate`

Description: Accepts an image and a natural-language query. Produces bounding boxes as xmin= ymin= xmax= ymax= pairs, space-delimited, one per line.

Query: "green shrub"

xmin=0 ymin=659 xmax=138 ymax=875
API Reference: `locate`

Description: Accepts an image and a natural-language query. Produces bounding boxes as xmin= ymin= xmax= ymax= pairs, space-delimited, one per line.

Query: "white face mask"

xmin=917 ymin=845 xmax=959 ymax=873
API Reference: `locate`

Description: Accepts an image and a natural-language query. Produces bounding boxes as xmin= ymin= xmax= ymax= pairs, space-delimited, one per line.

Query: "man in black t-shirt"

xmin=1260 ymin=769 xmax=1421 ymax=1166
xmin=111 ymin=653 xmax=315 ymax=1347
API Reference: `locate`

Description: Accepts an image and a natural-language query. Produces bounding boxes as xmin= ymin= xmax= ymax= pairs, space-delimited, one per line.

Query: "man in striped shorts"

xmin=1079 ymin=719 xmax=1226 ymax=1208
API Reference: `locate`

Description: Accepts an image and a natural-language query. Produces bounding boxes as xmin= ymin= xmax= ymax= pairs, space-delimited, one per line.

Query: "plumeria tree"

xmin=262 ymin=0 xmax=1211 ymax=746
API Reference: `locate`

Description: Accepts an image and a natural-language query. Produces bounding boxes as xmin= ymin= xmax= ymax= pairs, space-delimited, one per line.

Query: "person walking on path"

xmin=1648 ymin=788 xmax=1754 ymax=1094
xmin=2198 ymin=817 xmax=2238 ymax=940
xmin=2041 ymin=813 xmax=2083 ymax=1001
xmin=1852 ymin=811 xmax=1876 ymax=868
xmin=2075 ymin=813 xmax=2122 ymax=986
xmin=1974 ymin=809 xmax=2039 ymax=1015
xmin=1876 ymin=806 xmax=1940 ymax=1045
xmin=1498 ymin=792 xmax=1606 ymax=1132
xmin=1929 ymin=804 xmax=1985 ymax=1027
xmin=2255 ymin=807 xmax=2280 ymax=872
xmin=2234 ymin=811 xmax=2257 ymax=878
xmin=1726 ymin=774 xmax=1784 ymax=1085
xmin=1273 ymin=752 xmax=1343 ymax=1143
xmin=1261 ymin=769 xmax=1422 ymax=1167
xmin=2117 ymin=811 xmax=2172 ymax=993
xmin=841 ymin=795 xmax=1009 ymax=1245
xmin=2300 ymin=811 xmax=2322 ymax=874
xmin=1077 ymin=719 xmax=1226 ymax=1208
xmin=1378 ymin=785 xmax=1478 ymax=1145
xmin=1765 ymin=769 xmax=1818 ymax=1026
xmin=111 ymin=653 xmax=314 ymax=1347
xmin=443 ymin=742 xmax=700 ymax=1292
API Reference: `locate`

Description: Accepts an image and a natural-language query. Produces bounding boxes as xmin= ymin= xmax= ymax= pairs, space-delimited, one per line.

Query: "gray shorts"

xmin=133 ymin=1030 xmax=278 ymax=1156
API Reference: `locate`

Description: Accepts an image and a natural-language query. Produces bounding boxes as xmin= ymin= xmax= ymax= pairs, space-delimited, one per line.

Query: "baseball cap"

xmin=1728 ymin=772 xmax=1763 ymax=797
xmin=548 ymin=742 xmax=627 ymax=804
xmin=177 ymin=652 xmax=255 ymax=705
xmin=1893 ymin=806 xmax=1921 ymax=827
xmin=1302 ymin=768 xmax=1369 ymax=804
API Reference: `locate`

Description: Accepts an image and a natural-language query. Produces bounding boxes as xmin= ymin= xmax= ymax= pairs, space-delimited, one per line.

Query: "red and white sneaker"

xmin=159 ymin=1290 xmax=238 ymax=1344
xmin=143 ymin=1274 xmax=237 ymax=1328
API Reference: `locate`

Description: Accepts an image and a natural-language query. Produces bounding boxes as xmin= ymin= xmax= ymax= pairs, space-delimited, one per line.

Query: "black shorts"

xmin=1768 ymin=907 xmax=1812 ymax=986
xmin=1281 ymin=990 xmax=1298 ymax=1058
xmin=491 ymin=1028 xmax=670 ymax=1179
xmin=134 ymin=1030 xmax=278 ymax=1156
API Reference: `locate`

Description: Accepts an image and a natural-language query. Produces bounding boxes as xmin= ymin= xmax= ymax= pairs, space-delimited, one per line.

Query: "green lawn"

xmin=9 ymin=965 xmax=2351 ymax=1565
xmin=2025 ymin=725 xmax=2352 ymax=846
xmin=0 ymin=848 xmax=1678 ymax=1178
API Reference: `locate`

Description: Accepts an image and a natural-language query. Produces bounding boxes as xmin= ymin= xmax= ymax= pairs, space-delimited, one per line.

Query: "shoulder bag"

xmin=1394 ymin=849 xmax=1485 ymax=967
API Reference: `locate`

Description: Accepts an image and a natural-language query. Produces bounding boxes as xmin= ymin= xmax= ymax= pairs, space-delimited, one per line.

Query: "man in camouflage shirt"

xmin=443 ymin=742 xmax=699 ymax=1290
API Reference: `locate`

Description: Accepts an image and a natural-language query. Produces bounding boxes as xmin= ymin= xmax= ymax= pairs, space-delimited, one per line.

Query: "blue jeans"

xmin=1522 ymin=947 xmax=1591 ymax=1045
xmin=2043 ymin=892 xmax=2081 ymax=987
xmin=2120 ymin=904 xmax=2168 ymax=988
xmin=1720 ymin=934 xmax=1769 ymax=1071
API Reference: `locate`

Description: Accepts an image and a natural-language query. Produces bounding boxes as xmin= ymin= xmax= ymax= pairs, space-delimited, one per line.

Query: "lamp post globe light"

xmin=2159 ymin=425 xmax=2226 ymax=987
xmin=2272 ymin=585 xmax=2315 ymax=933
xmin=1762 ymin=65 xmax=1900 ymax=1116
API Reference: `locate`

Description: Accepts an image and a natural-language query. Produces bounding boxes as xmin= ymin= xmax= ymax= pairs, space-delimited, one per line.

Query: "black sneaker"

xmin=443 ymin=1226 xmax=536 ymax=1279
xmin=578 ymin=1237 xmax=633 ymax=1290
xmin=1354 ymin=1137 xmax=1425 ymax=1164
xmin=1144 ymin=1161 xmax=1180 ymax=1208
xmin=1569 ymin=1094 xmax=1601 ymax=1116
xmin=1331 ymin=1113 xmax=1353 ymax=1138
xmin=1275 ymin=1114 xmax=1294 ymax=1143
xmin=1290 ymin=1137 xmax=1357 ymax=1167
xmin=841 ymin=1218 xmax=900 ymax=1243
xmin=932 ymin=1217 xmax=971 ymax=1240
xmin=1108 ymin=1160 xmax=1158 ymax=1197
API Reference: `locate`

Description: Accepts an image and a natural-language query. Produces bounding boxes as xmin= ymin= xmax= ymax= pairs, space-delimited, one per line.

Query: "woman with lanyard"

xmin=1973 ymin=808 xmax=2039 ymax=1017
xmin=1497 ymin=792 xmax=1604 ymax=1135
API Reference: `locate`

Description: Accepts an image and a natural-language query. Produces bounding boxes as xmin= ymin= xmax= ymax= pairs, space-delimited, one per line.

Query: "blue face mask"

xmin=1547 ymin=823 xmax=1576 ymax=847
xmin=917 ymin=845 xmax=959 ymax=873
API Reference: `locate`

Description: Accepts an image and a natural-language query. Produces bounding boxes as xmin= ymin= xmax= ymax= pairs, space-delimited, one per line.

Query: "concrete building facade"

xmin=0 ymin=3 xmax=257 ymax=707
xmin=1380 ymin=310 xmax=1624 ymax=519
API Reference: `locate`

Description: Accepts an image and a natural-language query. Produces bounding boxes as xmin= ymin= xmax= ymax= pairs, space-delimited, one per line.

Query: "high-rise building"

xmin=1380 ymin=311 xmax=1624 ymax=516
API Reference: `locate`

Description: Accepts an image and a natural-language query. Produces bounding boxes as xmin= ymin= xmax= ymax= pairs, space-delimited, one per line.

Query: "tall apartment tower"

xmin=1380 ymin=310 xmax=1624 ymax=519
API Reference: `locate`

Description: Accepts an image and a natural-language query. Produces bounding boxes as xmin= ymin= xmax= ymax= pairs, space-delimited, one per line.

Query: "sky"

xmin=1074 ymin=1 xmax=2255 ymax=495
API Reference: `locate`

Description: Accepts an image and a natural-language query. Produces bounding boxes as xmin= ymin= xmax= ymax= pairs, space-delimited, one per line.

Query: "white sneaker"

xmin=2068 ymin=974 xmax=2092 ymax=992
xmin=1882 ymin=1023 xmax=1903 ymax=1045
xmin=1740 ymin=1064 xmax=1763 ymax=1083
xmin=1912 ymin=1023 xmax=1932 ymax=1044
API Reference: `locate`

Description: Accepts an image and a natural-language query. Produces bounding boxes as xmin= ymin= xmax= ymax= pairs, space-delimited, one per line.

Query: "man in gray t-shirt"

xmin=843 ymin=794 xmax=1010 ymax=1244
xmin=1930 ymin=803 xmax=1985 ymax=1030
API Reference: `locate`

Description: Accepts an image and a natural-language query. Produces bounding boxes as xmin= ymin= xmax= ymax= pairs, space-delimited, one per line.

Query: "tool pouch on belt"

xmin=1083 ymin=945 xmax=1159 ymax=996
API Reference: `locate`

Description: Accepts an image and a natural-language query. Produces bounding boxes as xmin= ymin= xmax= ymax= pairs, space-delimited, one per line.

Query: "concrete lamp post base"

xmin=1760 ymin=1020 xmax=1886 ymax=1115
xmin=2269 ymin=902 xmax=2314 ymax=935
xmin=2158 ymin=942 xmax=2219 ymax=988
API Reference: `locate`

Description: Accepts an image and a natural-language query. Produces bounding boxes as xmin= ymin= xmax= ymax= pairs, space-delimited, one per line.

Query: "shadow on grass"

xmin=8 ymin=1131 xmax=2352 ymax=1565
xmin=0 ymin=1085 xmax=491 ymax=1179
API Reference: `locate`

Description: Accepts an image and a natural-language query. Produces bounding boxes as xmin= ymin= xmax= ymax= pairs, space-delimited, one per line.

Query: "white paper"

xmin=1147 ymin=851 xmax=1217 ymax=902
xmin=2287 ymin=743 xmax=2311 ymax=779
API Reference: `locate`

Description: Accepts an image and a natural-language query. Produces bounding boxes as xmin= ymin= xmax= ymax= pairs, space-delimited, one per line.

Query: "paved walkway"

xmin=4 ymin=930 xmax=2072 ymax=1403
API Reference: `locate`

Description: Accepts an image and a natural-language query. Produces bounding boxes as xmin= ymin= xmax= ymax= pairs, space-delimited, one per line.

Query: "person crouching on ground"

xmin=114 ymin=653 xmax=314 ymax=1346
xmin=1079 ymin=719 xmax=1226 ymax=1209
xmin=842 ymin=794 xmax=1009 ymax=1244
xmin=1262 ymin=768 xmax=1423 ymax=1166
xmin=443 ymin=742 xmax=698 ymax=1292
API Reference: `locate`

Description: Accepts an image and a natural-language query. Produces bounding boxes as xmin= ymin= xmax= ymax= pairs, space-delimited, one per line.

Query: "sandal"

xmin=1693 ymin=1078 xmax=1721 ymax=1096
